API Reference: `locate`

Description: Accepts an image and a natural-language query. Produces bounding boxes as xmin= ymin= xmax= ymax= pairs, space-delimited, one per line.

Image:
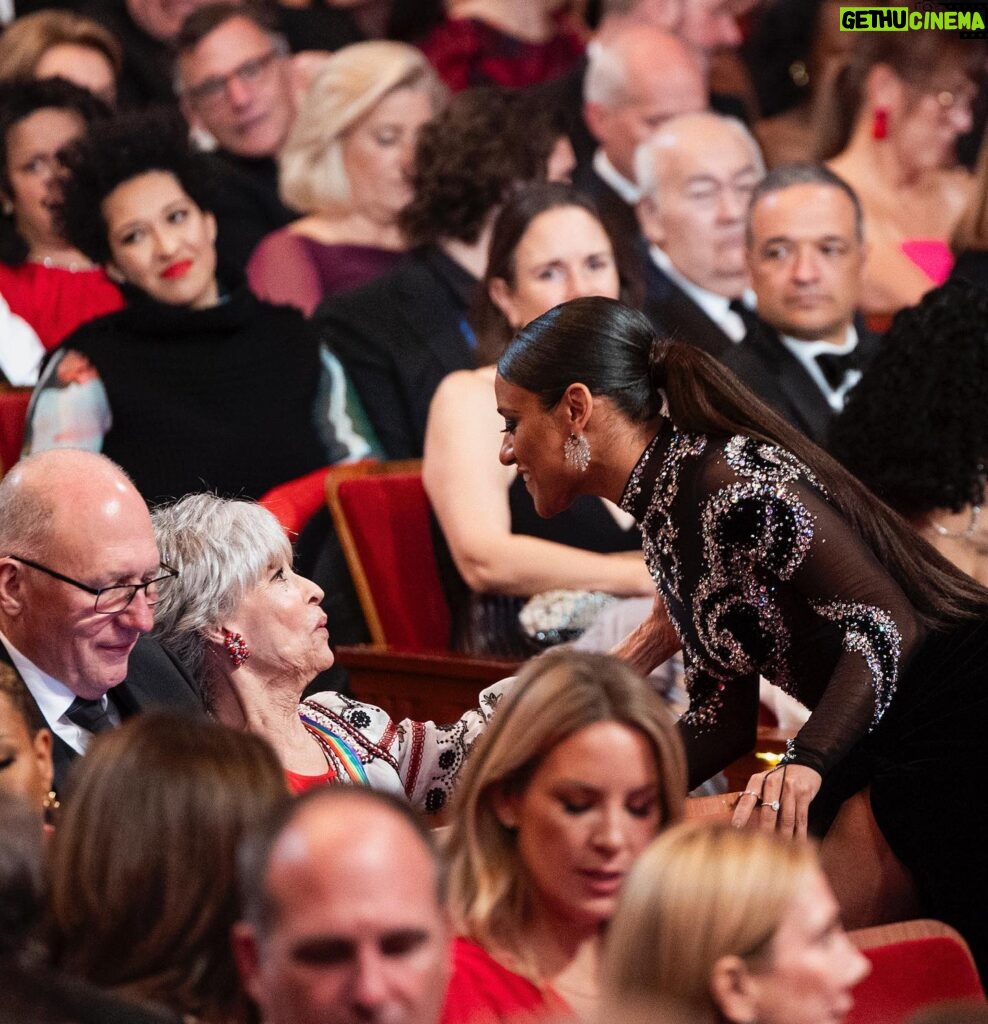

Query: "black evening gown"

xmin=619 ymin=425 xmax=988 ymax=978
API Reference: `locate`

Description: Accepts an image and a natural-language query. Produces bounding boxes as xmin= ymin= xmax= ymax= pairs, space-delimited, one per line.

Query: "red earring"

xmin=223 ymin=629 xmax=251 ymax=668
xmin=872 ymin=107 xmax=889 ymax=141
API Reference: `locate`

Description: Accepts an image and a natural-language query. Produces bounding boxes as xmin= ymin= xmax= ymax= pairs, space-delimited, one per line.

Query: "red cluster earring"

xmin=872 ymin=107 xmax=889 ymax=141
xmin=223 ymin=628 xmax=251 ymax=668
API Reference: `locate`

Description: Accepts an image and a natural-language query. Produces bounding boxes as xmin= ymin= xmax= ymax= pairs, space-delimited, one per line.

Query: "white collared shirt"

xmin=592 ymin=149 xmax=641 ymax=205
xmin=0 ymin=631 xmax=119 ymax=754
xmin=778 ymin=326 xmax=860 ymax=412
xmin=648 ymin=246 xmax=755 ymax=344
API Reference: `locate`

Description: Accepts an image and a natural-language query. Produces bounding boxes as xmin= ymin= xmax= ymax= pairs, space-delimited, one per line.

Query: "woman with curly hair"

xmin=830 ymin=279 xmax=988 ymax=585
xmin=23 ymin=111 xmax=376 ymax=505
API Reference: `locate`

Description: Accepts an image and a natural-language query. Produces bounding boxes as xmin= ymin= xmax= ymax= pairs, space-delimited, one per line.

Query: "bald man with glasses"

xmin=0 ymin=449 xmax=202 ymax=790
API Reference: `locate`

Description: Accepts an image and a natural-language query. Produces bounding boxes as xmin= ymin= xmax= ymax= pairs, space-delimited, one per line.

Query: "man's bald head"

xmin=235 ymin=788 xmax=450 ymax=1024
xmin=0 ymin=450 xmax=160 ymax=698
xmin=584 ymin=26 xmax=706 ymax=181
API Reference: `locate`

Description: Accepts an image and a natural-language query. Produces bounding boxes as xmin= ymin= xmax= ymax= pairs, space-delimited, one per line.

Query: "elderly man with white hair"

xmin=572 ymin=24 xmax=707 ymax=243
xmin=634 ymin=110 xmax=766 ymax=358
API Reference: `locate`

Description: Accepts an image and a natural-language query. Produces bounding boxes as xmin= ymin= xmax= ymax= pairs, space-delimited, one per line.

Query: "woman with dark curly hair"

xmin=23 ymin=112 xmax=376 ymax=505
xmin=830 ymin=280 xmax=988 ymax=584
xmin=0 ymin=78 xmax=121 ymax=358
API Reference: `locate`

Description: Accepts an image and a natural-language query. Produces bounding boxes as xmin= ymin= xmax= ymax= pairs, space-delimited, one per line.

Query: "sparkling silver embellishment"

xmin=563 ymin=433 xmax=591 ymax=472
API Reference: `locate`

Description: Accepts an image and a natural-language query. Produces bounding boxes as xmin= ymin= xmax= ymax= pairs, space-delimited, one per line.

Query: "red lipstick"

xmin=161 ymin=259 xmax=192 ymax=280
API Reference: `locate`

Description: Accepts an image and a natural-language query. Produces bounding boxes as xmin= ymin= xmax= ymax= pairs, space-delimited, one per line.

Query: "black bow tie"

xmin=815 ymin=348 xmax=860 ymax=390
xmin=66 ymin=695 xmax=114 ymax=735
xmin=728 ymin=298 xmax=760 ymax=337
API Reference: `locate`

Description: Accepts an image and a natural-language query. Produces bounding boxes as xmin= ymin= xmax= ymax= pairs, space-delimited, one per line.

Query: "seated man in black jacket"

xmin=314 ymin=87 xmax=572 ymax=459
xmin=0 ymin=449 xmax=203 ymax=792
xmin=723 ymin=162 xmax=878 ymax=447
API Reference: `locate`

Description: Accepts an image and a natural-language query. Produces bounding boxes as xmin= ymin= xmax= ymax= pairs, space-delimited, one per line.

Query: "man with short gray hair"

xmin=635 ymin=111 xmax=765 ymax=357
xmin=575 ymin=24 xmax=706 ymax=242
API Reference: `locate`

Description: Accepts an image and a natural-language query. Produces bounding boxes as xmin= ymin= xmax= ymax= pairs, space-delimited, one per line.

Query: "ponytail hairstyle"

xmin=497 ymin=297 xmax=988 ymax=629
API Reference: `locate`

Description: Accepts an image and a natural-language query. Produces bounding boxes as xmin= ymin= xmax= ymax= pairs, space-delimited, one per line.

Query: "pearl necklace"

xmin=30 ymin=254 xmax=96 ymax=273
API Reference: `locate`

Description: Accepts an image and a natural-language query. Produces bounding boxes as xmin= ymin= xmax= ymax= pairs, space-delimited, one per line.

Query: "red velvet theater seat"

xmin=0 ymin=386 xmax=31 ymax=477
xmin=327 ymin=461 xmax=451 ymax=652
xmin=846 ymin=921 xmax=985 ymax=1024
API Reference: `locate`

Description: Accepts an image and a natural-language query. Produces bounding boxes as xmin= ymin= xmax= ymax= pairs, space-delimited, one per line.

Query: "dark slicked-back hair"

xmin=830 ymin=279 xmax=988 ymax=519
xmin=0 ymin=77 xmax=109 ymax=264
xmin=498 ymin=296 xmax=988 ymax=629
xmin=747 ymin=162 xmax=864 ymax=243
xmin=399 ymin=86 xmax=564 ymax=247
xmin=57 ymin=110 xmax=214 ymax=265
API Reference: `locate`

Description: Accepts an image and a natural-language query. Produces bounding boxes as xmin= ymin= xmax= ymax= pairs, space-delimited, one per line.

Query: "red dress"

xmin=420 ymin=16 xmax=584 ymax=91
xmin=441 ymin=938 xmax=570 ymax=1024
xmin=0 ymin=262 xmax=123 ymax=350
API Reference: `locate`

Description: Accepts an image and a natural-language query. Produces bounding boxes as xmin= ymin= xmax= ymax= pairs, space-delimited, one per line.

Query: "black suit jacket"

xmin=572 ymin=161 xmax=643 ymax=252
xmin=642 ymin=257 xmax=744 ymax=359
xmin=0 ymin=634 xmax=203 ymax=791
xmin=721 ymin=321 xmax=881 ymax=447
xmin=313 ymin=246 xmax=478 ymax=459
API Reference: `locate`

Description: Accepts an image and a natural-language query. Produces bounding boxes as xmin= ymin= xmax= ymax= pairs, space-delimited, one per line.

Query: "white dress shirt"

xmin=592 ymin=149 xmax=641 ymax=204
xmin=779 ymin=326 xmax=861 ymax=412
xmin=0 ymin=631 xmax=119 ymax=753
xmin=648 ymin=246 xmax=755 ymax=344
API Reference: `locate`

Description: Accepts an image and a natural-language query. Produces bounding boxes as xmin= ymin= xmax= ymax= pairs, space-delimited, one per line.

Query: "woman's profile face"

xmin=496 ymin=721 xmax=661 ymax=931
xmin=3 ymin=106 xmax=85 ymax=251
xmin=0 ymin=692 xmax=53 ymax=809
xmin=223 ymin=557 xmax=333 ymax=686
xmin=340 ymin=85 xmax=435 ymax=224
xmin=103 ymin=170 xmax=219 ymax=308
xmin=36 ymin=44 xmax=117 ymax=106
xmin=744 ymin=869 xmax=870 ymax=1024
xmin=490 ymin=206 xmax=621 ymax=331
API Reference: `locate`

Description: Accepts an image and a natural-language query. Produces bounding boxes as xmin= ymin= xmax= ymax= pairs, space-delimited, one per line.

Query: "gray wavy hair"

xmin=150 ymin=494 xmax=290 ymax=702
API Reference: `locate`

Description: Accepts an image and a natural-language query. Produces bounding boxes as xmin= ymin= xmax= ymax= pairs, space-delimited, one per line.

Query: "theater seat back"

xmin=328 ymin=463 xmax=451 ymax=652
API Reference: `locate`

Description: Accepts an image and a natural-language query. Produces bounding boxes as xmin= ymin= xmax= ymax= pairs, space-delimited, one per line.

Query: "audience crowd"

xmin=1 ymin=0 xmax=988 ymax=1022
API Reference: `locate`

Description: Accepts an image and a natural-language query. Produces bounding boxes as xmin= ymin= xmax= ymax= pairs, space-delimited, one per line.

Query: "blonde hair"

xmin=0 ymin=10 xmax=122 ymax=82
xmin=605 ymin=822 xmax=820 ymax=1016
xmin=278 ymin=40 xmax=445 ymax=215
xmin=446 ymin=649 xmax=687 ymax=977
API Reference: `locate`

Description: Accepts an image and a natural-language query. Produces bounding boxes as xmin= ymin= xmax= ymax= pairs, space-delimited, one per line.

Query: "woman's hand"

xmin=731 ymin=763 xmax=822 ymax=840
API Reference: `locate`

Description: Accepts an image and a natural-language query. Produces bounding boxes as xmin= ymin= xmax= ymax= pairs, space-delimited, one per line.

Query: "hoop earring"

xmin=223 ymin=629 xmax=251 ymax=668
xmin=872 ymin=107 xmax=889 ymax=140
xmin=563 ymin=433 xmax=591 ymax=472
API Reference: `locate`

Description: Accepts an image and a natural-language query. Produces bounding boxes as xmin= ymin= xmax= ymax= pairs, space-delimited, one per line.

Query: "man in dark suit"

xmin=574 ymin=25 xmax=706 ymax=246
xmin=723 ymin=163 xmax=878 ymax=447
xmin=0 ymin=450 xmax=202 ymax=789
xmin=314 ymin=88 xmax=566 ymax=460
xmin=636 ymin=111 xmax=765 ymax=358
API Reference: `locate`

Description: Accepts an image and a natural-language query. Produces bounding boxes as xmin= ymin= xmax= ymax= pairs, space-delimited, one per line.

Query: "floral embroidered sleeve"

xmin=300 ymin=678 xmax=512 ymax=814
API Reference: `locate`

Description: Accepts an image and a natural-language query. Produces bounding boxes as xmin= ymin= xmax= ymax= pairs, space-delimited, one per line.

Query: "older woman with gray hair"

xmin=246 ymin=40 xmax=446 ymax=315
xmin=150 ymin=493 xmax=505 ymax=811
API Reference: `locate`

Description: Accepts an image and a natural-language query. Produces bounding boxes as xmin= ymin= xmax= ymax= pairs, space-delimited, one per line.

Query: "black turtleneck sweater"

xmin=53 ymin=287 xmax=326 ymax=504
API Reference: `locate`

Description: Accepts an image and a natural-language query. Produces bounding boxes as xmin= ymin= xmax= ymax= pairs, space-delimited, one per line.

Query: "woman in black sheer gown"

xmin=494 ymin=296 xmax=988 ymax=980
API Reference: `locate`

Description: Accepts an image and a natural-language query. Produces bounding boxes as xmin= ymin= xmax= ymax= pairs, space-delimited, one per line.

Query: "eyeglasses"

xmin=181 ymin=46 xmax=286 ymax=109
xmin=5 ymin=555 xmax=179 ymax=614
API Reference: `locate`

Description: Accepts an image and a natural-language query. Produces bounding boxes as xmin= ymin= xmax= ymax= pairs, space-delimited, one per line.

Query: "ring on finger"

xmin=742 ymin=790 xmax=761 ymax=800
xmin=763 ymin=799 xmax=781 ymax=812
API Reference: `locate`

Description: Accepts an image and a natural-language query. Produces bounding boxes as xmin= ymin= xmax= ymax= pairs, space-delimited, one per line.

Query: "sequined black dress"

xmin=620 ymin=426 xmax=988 ymax=975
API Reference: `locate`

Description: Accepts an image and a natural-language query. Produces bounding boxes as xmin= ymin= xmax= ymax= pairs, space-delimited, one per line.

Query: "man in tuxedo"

xmin=576 ymin=25 xmax=707 ymax=244
xmin=234 ymin=788 xmax=451 ymax=1024
xmin=0 ymin=450 xmax=202 ymax=789
xmin=722 ymin=163 xmax=876 ymax=446
xmin=174 ymin=3 xmax=298 ymax=278
xmin=635 ymin=111 xmax=765 ymax=357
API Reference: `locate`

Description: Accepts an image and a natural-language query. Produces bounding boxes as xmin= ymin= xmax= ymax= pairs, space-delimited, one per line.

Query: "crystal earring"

xmin=563 ymin=433 xmax=591 ymax=472
xmin=223 ymin=628 xmax=251 ymax=668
